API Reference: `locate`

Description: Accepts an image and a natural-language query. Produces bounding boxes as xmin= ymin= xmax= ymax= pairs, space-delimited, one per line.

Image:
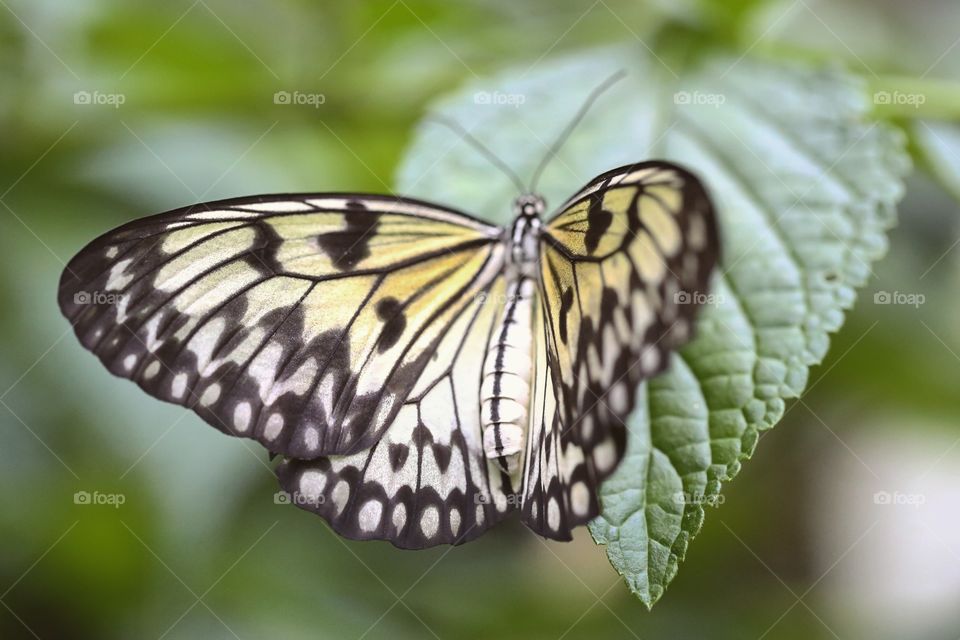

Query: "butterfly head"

xmin=509 ymin=194 xmax=544 ymax=271
xmin=513 ymin=193 xmax=545 ymax=219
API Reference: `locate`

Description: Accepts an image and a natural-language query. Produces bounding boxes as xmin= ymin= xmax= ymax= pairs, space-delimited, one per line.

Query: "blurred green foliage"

xmin=2 ymin=1 xmax=960 ymax=639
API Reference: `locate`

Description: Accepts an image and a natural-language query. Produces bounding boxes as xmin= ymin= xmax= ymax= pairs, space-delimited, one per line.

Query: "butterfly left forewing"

xmin=525 ymin=161 xmax=719 ymax=533
xmin=58 ymin=194 xmax=503 ymax=460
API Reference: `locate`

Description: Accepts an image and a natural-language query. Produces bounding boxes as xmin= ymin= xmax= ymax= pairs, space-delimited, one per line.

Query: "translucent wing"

xmin=526 ymin=161 xmax=719 ymax=537
xmin=58 ymin=194 xmax=505 ymax=459
xmin=276 ymin=276 xmax=518 ymax=548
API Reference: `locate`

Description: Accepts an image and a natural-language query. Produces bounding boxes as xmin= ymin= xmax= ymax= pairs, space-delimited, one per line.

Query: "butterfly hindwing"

xmin=277 ymin=274 xmax=518 ymax=548
xmin=524 ymin=161 xmax=719 ymax=537
xmin=58 ymin=194 xmax=503 ymax=460
xmin=518 ymin=296 xmax=588 ymax=540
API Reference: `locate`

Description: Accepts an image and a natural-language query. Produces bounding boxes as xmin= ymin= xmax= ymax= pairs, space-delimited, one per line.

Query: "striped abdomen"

xmin=481 ymin=276 xmax=536 ymax=475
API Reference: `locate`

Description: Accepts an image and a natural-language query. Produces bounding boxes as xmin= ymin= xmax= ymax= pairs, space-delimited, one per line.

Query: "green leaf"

xmin=395 ymin=46 xmax=909 ymax=607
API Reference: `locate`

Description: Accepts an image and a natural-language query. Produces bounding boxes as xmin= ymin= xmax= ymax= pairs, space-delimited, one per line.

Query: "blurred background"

xmin=2 ymin=0 xmax=959 ymax=638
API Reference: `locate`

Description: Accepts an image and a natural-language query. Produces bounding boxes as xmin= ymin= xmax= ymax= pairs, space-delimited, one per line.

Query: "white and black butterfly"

xmin=58 ymin=78 xmax=718 ymax=548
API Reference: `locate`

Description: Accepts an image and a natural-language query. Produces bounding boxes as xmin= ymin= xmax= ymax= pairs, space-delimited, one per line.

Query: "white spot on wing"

xmin=420 ymin=505 xmax=439 ymax=538
xmin=200 ymin=383 xmax=221 ymax=406
xmin=264 ymin=413 xmax=284 ymax=440
xmin=608 ymin=383 xmax=628 ymax=414
xmin=449 ymin=508 xmax=461 ymax=536
xmin=358 ymin=500 xmax=383 ymax=532
xmin=581 ymin=415 xmax=595 ymax=441
xmin=143 ymin=361 xmax=160 ymax=380
xmin=105 ymin=258 xmax=134 ymax=290
xmin=299 ymin=470 xmax=327 ymax=503
xmin=547 ymin=497 xmax=560 ymax=531
xmin=571 ymin=482 xmax=590 ymax=517
xmin=332 ymin=480 xmax=350 ymax=515
xmin=302 ymin=426 xmax=319 ymax=451
xmin=144 ymin=315 xmax=163 ymax=352
xmin=233 ymin=402 xmax=252 ymax=432
xmin=641 ymin=347 xmax=661 ymax=373
xmin=171 ymin=372 xmax=188 ymax=399
xmin=594 ymin=438 xmax=617 ymax=474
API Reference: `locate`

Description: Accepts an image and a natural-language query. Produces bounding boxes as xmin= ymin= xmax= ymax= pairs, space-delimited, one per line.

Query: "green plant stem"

xmin=869 ymin=76 xmax=960 ymax=120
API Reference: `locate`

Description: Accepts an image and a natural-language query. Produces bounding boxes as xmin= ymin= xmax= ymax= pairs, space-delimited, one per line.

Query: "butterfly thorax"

xmin=507 ymin=194 xmax=544 ymax=278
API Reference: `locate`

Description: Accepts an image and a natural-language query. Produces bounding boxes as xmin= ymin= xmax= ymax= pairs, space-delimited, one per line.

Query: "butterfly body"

xmin=481 ymin=195 xmax=550 ymax=475
xmin=59 ymin=161 xmax=719 ymax=548
xmin=481 ymin=275 xmax=536 ymax=476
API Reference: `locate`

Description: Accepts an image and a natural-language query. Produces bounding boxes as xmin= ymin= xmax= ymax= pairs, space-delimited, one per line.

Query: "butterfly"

xmin=57 ymin=76 xmax=719 ymax=548
xmin=58 ymin=159 xmax=718 ymax=547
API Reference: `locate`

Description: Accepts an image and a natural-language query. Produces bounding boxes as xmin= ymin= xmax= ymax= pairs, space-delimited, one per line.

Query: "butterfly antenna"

xmin=426 ymin=113 xmax=528 ymax=195
xmin=527 ymin=70 xmax=628 ymax=194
